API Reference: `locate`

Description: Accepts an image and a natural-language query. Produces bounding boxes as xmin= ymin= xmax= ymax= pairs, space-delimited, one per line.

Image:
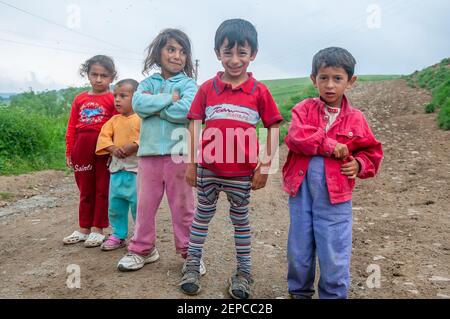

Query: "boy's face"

xmin=113 ymin=83 xmax=135 ymax=116
xmin=215 ymin=39 xmax=257 ymax=81
xmin=310 ymin=66 xmax=357 ymax=108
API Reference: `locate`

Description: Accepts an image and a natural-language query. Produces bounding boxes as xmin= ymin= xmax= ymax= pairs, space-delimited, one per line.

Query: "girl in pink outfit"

xmin=117 ymin=29 xmax=198 ymax=271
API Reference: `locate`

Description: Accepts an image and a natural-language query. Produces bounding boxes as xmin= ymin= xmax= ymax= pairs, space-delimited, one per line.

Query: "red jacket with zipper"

xmin=282 ymin=95 xmax=383 ymax=204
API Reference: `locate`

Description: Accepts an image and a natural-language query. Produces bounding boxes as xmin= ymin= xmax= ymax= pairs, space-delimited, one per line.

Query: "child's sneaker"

xmin=180 ymin=267 xmax=201 ymax=295
xmin=228 ymin=272 xmax=253 ymax=299
xmin=182 ymin=258 xmax=207 ymax=276
xmin=117 ymin=248 xmax=159 ymax=272
xmin=101 ymin=235 xmax=126 ymax=251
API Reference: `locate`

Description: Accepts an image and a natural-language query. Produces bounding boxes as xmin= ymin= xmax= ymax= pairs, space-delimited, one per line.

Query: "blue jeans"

xmin=287 ymin=156 xmax=353 ymax=299
xmin=108 ymin=170 xmax=137 ymax=239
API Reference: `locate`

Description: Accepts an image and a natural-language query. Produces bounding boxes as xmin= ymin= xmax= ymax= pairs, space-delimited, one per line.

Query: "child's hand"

xmin=66 ymin=155 xmax=73 ymax=169
xmin=121 ymin=143 xmax=139 ymax=157
xmin=251 ymin=165 xmax=269 ymax=190
xmin=341 ymin=157 xmax=360 ymax=179
xmin=111 ymin=146 xmax=127 ymax=159
xmin=186 ymin=163 xmax=197 ymax=187
xmin=172 ymin=90 xmax=180 ymax=102
xmin=333 ymin=143 xmax=349 ymax=159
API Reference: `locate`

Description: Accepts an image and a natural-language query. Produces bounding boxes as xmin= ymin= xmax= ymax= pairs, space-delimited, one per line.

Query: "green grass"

xmin=406 ymin=57 xmax=450 ymax=130
xmin=357 ymin=75 xmax=402 ymax=81
xmin=0 ymin=192 xmax=12 ymax=200
xmin=262 ymin=75 xmax=401 ymax=142
xmin=0 ymin=97 xmax=69 ymax=175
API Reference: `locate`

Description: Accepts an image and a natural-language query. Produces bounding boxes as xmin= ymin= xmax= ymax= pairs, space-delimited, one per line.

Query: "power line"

xmin=0 ymin=37 xmax=142 ymax=62
xmin=0 ymin=28 xmax=144 ymax=55
xmin=0 ymin=0 xmax=142 ymax=56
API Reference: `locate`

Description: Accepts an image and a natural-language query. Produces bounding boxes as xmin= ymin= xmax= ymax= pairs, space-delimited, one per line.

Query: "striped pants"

xmin=186 ymin=166 xmax=252 ymax=277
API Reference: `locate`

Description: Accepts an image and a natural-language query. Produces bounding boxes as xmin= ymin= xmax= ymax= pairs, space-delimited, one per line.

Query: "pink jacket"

xmin=282 ymin=95 xmax=383 ymax=204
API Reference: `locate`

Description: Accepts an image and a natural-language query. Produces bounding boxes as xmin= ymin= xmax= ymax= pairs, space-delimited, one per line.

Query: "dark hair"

xmin=143 ymin=28 xmax=194 ymax=78
xmin=80 ymin=55 xmax=117 ymax=79
xmin=115 ymin=79 xmax=139 ymax=92
xmin=215 ymin=19 xmax=258 ymax=54
xmin=312 ymin=47 xmax=356 ymax=79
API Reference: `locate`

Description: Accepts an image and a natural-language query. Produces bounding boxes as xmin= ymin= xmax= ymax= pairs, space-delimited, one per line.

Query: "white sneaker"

xmin=182 ymin=258 xmax=207 ymax=276
xmin=117 ymin=248 xmax=159 ymax=272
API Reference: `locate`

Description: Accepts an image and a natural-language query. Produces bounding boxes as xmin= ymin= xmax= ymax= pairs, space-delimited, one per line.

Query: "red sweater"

xmin=65 ymin=91 xmax=116 ymax=156
xmin=282 ymin=95 xmax=383 ymax=204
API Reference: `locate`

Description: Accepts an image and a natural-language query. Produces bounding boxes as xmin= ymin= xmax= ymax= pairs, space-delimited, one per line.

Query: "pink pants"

xmin=128 ymin=156 xmax=195 ymax=256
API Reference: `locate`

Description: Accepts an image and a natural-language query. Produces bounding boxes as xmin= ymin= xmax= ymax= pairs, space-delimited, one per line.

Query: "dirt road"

xmin=0 ymin=80 xmax=449 ymax=299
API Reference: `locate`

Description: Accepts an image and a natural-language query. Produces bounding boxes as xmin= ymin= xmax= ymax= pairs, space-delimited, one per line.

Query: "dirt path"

xmin=0 ymin=80 xmax=449 ymax=299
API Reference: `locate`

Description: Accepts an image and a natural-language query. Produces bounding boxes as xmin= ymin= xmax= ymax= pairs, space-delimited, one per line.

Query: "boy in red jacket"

xmin=282 ymin=47 xmax=383 ymax=299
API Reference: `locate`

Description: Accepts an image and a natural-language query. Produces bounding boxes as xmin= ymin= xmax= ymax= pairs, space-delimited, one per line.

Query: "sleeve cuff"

xmin=264 ymin=115 xmax=284 ymax=128
xmin=187 ymin=112 xmax=204 ymax=121
xmin=355 ymin=156 xmax=365 ymax=178
xmin=321 ymin=137 xmax=338 ymax=157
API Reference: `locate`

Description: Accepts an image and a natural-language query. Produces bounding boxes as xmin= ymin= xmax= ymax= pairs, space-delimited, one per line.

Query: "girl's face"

xmin=87 ymin=63 xmax=114 ymax=94
xmin=159 ymin=38 xmax=187 ymax=79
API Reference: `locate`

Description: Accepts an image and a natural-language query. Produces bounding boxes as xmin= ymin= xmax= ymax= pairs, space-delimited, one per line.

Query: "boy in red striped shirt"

xmin=180 ymin=19 xmax=283 ymax=299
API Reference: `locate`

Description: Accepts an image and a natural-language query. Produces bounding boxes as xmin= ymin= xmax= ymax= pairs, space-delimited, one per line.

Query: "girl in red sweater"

xmin=63 ymin=55 xmax=117 ymax=247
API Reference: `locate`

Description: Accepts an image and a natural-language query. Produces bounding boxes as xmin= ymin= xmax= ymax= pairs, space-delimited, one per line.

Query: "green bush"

xmin=0 ymin=107 xmax=67 ymax=175
xmin=425 ymin=103 xmax=436 ymax=113
xmin=406 ymin=57 xmax=450 ymax=130
xmin=437 ymin=98 xmax=450 ymax=130
xmin=9 ymin=87 xmax=87 ymax=117
xmin=431 ymin=79 xmax=450 ymax=106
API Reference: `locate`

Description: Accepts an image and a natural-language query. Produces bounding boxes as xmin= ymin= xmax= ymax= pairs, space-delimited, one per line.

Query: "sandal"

xmin=228 ymin=272 xmax=253 ymax=299
xmin=101 ymin=235 xmax=126 ymax=251
xmin=84 ymin=232 xmax=105 ymax=248
xmin=63 ymin=231 xmax=89 ymax=245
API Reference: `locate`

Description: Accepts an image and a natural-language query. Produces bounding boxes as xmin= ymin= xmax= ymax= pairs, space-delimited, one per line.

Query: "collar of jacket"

xmin=150 ymin=72 xmax=187 ymax=83
xmin=314 ymin=94 xmax=352 ymax=116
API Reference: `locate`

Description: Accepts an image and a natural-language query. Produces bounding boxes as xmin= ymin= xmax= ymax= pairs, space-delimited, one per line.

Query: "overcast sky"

xmin=0 ymin=0 xmax=449 ymax=92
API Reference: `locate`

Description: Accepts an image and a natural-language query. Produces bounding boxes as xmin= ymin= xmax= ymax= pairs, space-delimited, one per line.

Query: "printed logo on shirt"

xmin=74 ymin=164 xmax=93 ymax=172
xmin=79 ymin=102 xmax=106 ymax=125
xmin=205 ymin=104 xmax=260 ymax=126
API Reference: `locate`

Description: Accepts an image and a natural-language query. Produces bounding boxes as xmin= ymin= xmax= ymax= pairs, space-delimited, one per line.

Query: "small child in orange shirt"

xmin=96 ymin=79 xmax=141 ymax=250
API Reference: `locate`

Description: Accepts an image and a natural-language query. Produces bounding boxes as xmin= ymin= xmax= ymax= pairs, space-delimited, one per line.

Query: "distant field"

xmin=261 ymin=75 xmax=402 ymax=143
xmin=262 ymin=75 xmax=401 ymax=106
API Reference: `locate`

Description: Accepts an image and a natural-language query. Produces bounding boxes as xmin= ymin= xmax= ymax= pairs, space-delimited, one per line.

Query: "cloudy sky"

xmin=0 ymin=0 xmax=449 ymax=92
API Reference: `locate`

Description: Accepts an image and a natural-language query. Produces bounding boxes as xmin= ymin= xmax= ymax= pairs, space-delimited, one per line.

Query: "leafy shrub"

xmin=437 ymin=98 xmax=450 ymax=130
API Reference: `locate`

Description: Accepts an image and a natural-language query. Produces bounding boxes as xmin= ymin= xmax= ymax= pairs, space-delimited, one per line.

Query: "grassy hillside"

xmin=0 ymin=87 xmax=87 ymax=175
xmin=406 ymin=58 xmax=450 ymax=130
xmin=262 ymin=75 xmax=402 ymax=142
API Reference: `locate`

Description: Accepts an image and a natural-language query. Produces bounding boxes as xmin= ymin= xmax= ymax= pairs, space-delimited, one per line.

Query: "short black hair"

xmin=214 ymin=19 xmax=258 ymax=54
xmin=312 ymin=47 xmax=356 ymax=79
xmin=115 ymin=79 xmax=139 ymax=91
